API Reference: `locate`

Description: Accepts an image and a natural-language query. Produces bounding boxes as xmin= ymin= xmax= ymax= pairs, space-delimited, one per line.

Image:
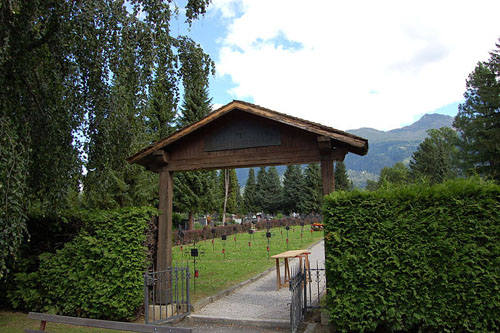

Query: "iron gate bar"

xmin=144 ymin=266 xmax=190 ymax=325
xmin=289 ymin=264 xmax=304 ymax=333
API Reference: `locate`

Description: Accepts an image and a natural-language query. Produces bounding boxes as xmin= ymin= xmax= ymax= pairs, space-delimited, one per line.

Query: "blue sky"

xmin=173 ymin=0 xmax=500 ymax=131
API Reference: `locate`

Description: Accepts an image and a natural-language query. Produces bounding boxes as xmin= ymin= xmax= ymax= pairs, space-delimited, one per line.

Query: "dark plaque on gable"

xmin=205 ymin=119 xmax=281 ymax=152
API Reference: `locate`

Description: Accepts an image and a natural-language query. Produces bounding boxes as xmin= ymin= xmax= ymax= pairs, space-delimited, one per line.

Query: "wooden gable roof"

xmin=127 ymin=100 xmax=368 ymax=172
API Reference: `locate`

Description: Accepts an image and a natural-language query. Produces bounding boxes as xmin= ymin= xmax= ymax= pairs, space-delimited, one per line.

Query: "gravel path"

xmin=193 ymin=240 xmax=325 ymax=322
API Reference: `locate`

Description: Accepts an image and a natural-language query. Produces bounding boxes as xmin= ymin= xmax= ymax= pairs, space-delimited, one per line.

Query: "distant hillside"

xmin=348 ymin=114 xmax=454 ymax=143
xmin=235 ymin=113 xmax=454 ymax=188
xmin=345 ymin=113 xmax=454 ymax=179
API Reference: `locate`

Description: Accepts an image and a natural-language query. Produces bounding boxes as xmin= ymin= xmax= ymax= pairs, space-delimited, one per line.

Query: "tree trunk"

xmin=188 ymin=211 xmax=194 ymax=230
xmin=222 ymin=169 xmax=229 ymax=225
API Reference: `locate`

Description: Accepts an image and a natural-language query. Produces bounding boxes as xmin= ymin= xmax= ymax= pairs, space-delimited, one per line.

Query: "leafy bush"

xmin=7 ymin=207 xmax=157 ymax=320
xmin=323 ymin=178 xmax=500 ymax=332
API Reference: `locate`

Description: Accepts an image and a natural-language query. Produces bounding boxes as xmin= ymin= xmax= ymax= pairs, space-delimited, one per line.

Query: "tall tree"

xmin=299 ymin=163 xmax=322 ymax=214
xmin=243 ymin=168 xmax=258 ymax=214
xmin=264 ymin=166 xmax=283 ymax=214
xmin=0 ymin=0 xmax=212 ymax=274
xmin=177 ymin=37 xmax=215 ymax=127
xmin=409 ymin=127 xmax=460 ymax=183
xmin=174 ymin=38 xmax=215 ymax=229
xmin=454 ymin=40 xmax=500 ymax=181
xmin=255 ymin=167 xmax=267 ymax=212
xmin=334 ymin=161 xmax=352 ymax=191
xmin=282 ymin=165 xmax=304 ymax=214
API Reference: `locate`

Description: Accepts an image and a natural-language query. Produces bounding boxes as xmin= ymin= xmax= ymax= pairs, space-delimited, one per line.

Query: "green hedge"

xmin=6 ymin=207 xmax=158 ymax=320
xmin=323 ymin=179 xmax=500 ymax=332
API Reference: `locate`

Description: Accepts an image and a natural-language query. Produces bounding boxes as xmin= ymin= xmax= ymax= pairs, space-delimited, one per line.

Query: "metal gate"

xmin=289 ymin=261 xmax=327 ymax=332
xmin=289 ymin=264 xmax=305 ymax=333
xmin=144 ymin=265 xmax=190 ymax=324
xmin=304 ymin=262 xmax=326 ymax=310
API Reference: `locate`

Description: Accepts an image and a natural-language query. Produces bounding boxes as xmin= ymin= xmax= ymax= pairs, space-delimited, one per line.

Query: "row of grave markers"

xmin=176 ymin=222 xmax=320 ymax=290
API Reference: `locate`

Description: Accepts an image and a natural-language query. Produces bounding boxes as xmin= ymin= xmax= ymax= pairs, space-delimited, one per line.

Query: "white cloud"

xmin=210 ymin=0 xmax=500 ymax=130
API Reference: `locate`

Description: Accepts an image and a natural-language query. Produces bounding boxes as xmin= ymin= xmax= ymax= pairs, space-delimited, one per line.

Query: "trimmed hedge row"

xmin=323 ymin=179 xmax=500 ymax=332
xmin=6 ymin=207 xmax=158 ymax=320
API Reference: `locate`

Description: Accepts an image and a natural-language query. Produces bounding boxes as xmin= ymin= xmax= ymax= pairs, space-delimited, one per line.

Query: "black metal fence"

xmin=289 ymin=264 xmax=305 ymax=333
xmin=144 ymin=265 xmax=190 ymax=324
xmin=289 ymin=261 xmax=327 ymax=332
xmin=305 ymin=261 xmax=326 ymax=310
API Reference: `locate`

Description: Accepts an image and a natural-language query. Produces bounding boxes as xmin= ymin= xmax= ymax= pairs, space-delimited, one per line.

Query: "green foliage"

xmin=409 ymin=127 xmax=460 ymax=183
xmin=243 ymin=168 xmax=258 ymax=214
xmin=0 ymin=0 xmax=213 ymax=212
xmin=0 ymin=1 xmax=84 ymax=210
xmin=454 ymin=40 xmax=500 ymax=181
xmin=255 ymin=167 xmax=282 ymax=214
xmin=6 ymin=207 xmax=157 ymax=320
xmin=0 ymin=117 xmax=28 ymax=278
xmin=334 ymin=161 xmax=352 ymax=191
xmin=299 ymin=164 xmax=322 ymax=214
xmin=174 ymin=37 xmax=216 ymax=224
xmin=177 ymin=36 xmax=215 ymax=127
xmin=323 ymin=178 xmax=500 ymax=332
xmin=379 ymin=161 xmax=410 ymax=187
xmin=282 ymin=165 xmax=304 ymax=214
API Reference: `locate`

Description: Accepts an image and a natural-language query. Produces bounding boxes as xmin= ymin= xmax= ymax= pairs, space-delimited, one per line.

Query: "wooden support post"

xmin=158 ymin=170 xmax=174 ymax=271
xmin=320 ymin=158 xmax=335 ymax=196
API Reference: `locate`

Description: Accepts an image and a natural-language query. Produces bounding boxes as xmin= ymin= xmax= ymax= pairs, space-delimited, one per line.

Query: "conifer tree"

xmin=282 ymin=165 xmax=304 ymax=214
xmin=243 ymin=168 xmax=258 ymax=214
xmin=334 ymin=161 xmax=352 ymax=191
xmin=255 ymin=167 xmax=267 ymax=212
xmin=265 ymin=166 xmax=283 ymax=214
xmin=454 ymin=40 xmax=500 ymax=181
xmin=299 ymin=163 xmax=322 ymax=214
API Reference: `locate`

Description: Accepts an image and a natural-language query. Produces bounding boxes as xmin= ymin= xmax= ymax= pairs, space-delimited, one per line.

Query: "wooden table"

xmin=270 ymin=250 xmax=311 ymax=290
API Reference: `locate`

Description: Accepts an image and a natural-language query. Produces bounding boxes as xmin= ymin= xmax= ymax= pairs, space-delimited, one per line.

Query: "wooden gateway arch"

xmin=127 ymin=100 xmax=368 ymax=271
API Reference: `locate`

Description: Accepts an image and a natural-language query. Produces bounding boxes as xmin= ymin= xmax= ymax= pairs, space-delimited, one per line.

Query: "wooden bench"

xmin=26 ymin=312 xmax=191 ymax=333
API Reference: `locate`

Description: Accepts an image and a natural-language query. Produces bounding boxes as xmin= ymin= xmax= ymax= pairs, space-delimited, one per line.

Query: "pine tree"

xmin=243 ymin=168 xmax=258 ymax=214
xmin=255 ymin=167 xmax=267 ymax=213
xmin=299 ymin=163 xmax=322 ymax=214
xmin=334 ymin=161 xmax=352 ymax=191
xmin=265 ymin=166 xmax=283 ymax=214
xmin=454 ymin=40 xmax=500 ymax=181
xmin=282 ymin=165 xmax=304 ymax=214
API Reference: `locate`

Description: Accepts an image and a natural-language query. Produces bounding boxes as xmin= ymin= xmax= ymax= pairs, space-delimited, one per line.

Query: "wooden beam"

xmin=152 ymin=150 xmax=170 ymax=164
xmin=26 ymin=312 xmax=191 ymax=332
xmin=158 ymin=170 xmax=173 ymax=271
xmin=164 ymin=149 xmax=347 ymax=172
xmin=321 ymin=158 xmax=335 ymax=196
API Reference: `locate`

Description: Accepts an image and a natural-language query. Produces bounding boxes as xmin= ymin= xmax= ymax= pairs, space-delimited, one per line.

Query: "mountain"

xmin=235 ymin=113 xmax=454 ymax=188
xmin=345 ymin=113 xmax=454 ymax=185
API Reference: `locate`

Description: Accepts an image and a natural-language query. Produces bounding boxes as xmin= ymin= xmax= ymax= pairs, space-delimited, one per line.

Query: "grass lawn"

xmin=174 ymin=224 xmax=324 ymax=302
xmin=0 ymin=225 xmax=323 ymax=332
xmin=0 ymin=310 xmax=122 ymax=333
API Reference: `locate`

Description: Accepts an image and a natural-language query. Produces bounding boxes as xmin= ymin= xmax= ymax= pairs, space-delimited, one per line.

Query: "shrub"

xmin=7 ymin=207 xmax=158 ymax=320
xmin=323 ymin=178 xmax=500 ymax=332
